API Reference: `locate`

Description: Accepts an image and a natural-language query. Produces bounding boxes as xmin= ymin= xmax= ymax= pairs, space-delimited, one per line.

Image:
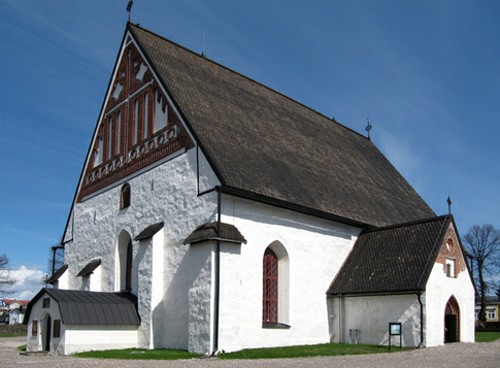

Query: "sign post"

xmin=388 ymin=322 xmax=402 ymax=350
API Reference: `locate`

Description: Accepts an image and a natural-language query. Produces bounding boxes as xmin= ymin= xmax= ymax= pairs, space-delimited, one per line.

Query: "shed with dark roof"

xmin=24 ymin=288 xmax=140 ymax=326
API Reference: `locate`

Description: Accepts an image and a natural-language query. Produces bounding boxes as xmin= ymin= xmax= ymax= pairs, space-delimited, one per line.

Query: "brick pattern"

xmin=436 ymin=224 xmax=466 ymax=278
xmin=78 ymin=42 xmax=194 ymax=201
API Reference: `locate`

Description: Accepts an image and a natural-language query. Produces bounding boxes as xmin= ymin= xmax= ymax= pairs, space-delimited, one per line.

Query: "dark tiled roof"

xmin=76 ymin=259 xmax=101 ymax=277
xmin=25 ymin=288 xmax=140 ymax=326
xmin=184 ymin=222 xmax=247 ymax=245
xmin=128 ymin=24 xmax=435 ymax=228
xmin=327 ymin=216 xmax=451 ymax=296
xmin=46 ymin=264 xmax=68 ymax=284
xmin=135 ymin=221 xmax=164 ymax=241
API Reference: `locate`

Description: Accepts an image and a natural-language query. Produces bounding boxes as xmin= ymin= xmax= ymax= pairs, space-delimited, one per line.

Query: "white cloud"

xmin=2 ymin=266 xmax=45 ymax=300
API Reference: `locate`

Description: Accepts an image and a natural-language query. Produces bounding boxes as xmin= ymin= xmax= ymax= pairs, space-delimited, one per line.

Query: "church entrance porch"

xmin=444 ymin=296 xmax=460 ymax=343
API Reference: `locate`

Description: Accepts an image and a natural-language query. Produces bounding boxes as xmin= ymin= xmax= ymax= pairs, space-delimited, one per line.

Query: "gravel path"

xmin=2 ymin=336 xmax=499 ymax=368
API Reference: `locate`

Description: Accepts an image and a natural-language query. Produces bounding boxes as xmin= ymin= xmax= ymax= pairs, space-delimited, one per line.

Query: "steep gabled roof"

xmin=24 ymin=288 xmax=139 ymax=326
xmin=128 ymin=23 xmax=434 ymax=227
xmin=327 ymin=215 xmax=452 ymax=296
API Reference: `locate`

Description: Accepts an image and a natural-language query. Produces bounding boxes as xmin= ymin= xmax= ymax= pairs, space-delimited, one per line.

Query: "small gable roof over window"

xmin=184 ymin=222 xmax=246 ymax=245
xmin=24 ymin=288 xmax=140 ymax=326
xmin=46 ymin=264 xmax=68 ymax=284
xmin=76 ymin=259 xmax=102 ymax=277
xmin=134 ymin=221 xmax=164 ymax=241
xmin=328 ymin=215 xmax=455 ymax=296
xmin=127 ymin=23 xmax=435 ymax=228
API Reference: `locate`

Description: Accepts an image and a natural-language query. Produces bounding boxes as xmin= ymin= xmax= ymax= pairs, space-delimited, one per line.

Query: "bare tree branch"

xmin=463 ymin=224 xmax=500 ymax=322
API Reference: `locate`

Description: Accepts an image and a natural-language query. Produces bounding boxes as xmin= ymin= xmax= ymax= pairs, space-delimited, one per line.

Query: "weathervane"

xmin=126 ymin=0 xmax=134 ymax=22
xmin=447 ymin=196 xmax=453 ymax=214
xmin=366 ymin=118 xmax=372 ymax=140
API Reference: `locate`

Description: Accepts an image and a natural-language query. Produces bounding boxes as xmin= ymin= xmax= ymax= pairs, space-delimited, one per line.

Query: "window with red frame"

xmin=263 ymin=248 xmax=278 ymax=323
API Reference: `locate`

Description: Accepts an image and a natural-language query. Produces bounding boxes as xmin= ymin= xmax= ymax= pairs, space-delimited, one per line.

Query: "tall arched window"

xmin=263 ymin=248 xmax=278 ymax=323
xmin=116 ymin=230 xmax=133 ymax=292
xmin=262 ymin=242 xmax=290 ymax=327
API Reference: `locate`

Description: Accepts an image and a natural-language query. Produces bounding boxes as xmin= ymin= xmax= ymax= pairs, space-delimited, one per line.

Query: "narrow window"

xmin=120 ymin=183 xmax=131 ymax=209
xmin=53 ymin=320 xmax=61 ymax=338
xmin=143 ymin=93 xmax=149 ymax=138
xmin=154 ymin=89 xmax=168 ymax=132
xmin=108 ymin=117 xmax=113 ymax=159
xmin=117 ymin=111 xmax=122 ymax=154
xmin=126 ymin=239 xmax=132 ymax=291
xmin=32 ymin=320 xmax=38 ymax=336
xmin=133 ymin=99 xmax=139 ymax=145
xmin=446 ymin=258 xmax=455 ymax=278
xmin=263 ymin=248 xmax=278 ymax=323
xmin=94 ymin=137 xmax=103 ymax=166
xmin=42 ymin=298 xmax=50 ymax=308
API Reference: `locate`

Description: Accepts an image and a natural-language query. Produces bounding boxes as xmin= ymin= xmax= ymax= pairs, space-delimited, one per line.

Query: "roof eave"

xmin=327 ymin=289 xmax=425 ymax=298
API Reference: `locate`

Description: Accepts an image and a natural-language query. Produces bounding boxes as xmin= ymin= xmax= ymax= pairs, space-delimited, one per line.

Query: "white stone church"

xmin=25 ymin=23 xmax=475 ymax=355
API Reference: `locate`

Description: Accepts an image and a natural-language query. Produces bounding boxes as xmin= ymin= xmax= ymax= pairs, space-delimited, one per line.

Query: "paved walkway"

xmin=2 ymin=336 xmax=499 ymax=368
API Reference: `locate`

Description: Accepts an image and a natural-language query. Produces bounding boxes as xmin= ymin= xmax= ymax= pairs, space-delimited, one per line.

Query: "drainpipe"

xmin=338 ymin=295 xmax=343 ymax=343
xmin=417 ymin=292 xmax=424 ymax=348
xmin=212 ymin=186 xmax=221 ymax=355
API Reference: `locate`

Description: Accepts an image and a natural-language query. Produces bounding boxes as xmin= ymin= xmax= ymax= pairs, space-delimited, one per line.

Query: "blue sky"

xmin=1 ymin=1 xmax=499 ymax=298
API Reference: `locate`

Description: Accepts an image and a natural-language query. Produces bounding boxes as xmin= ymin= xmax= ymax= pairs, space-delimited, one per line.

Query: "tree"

xmin=463 ymin=224 xmax=500 ymax=322
xmin=0 ymin=254 xmax=14 ymax=296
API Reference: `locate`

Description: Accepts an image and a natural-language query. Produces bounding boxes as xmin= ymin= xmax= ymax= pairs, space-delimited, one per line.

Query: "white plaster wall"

xmin=64 ymin=326 xmax=138 ymax=354
xmin=54 ymin=269 xmax=69 ymax=290
xmin=217 ymin=195 xmax=360 ymax=352
xmin=90 ymin=266 xmax=102 ymax=291
xmin=64 ymin=147 xmax=218 ymax=352
xmin=330 ymin=295 xmax=422 ymax=347
xmin=186 ymin=241 xmax=213 ymax=354
xmin=424 ymin=262 xmax=475 ymax=346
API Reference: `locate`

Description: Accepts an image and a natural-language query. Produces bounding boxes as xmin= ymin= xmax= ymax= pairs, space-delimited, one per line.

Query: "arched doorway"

xmin=42 ymin=314 xmax=52 ymax=352
xmin=444 ymin=296 xmax=460 ymax=343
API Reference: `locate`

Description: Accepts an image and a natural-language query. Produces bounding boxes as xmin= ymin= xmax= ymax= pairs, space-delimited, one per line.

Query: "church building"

xmin=24 ymin=23 xmax=475 ymax=355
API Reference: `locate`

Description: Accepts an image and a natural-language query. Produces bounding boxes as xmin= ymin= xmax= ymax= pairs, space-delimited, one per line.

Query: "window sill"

xmin=262 ymin=322 xmax=291 ymax=329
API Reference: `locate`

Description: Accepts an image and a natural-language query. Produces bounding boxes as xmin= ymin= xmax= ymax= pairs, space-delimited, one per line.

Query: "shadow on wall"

xmin=152 ymin=241 xmax=212 ymax=351
xmin=328 ymin=294 xmax=422 ymax=347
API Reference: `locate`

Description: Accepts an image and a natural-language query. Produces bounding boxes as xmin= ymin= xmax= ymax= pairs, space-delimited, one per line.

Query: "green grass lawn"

xmin=0 ymin=332 xmax=27 ymax=338
xmin=475 ymin=331 xmax=500 ymax=342
xmin=218 ymin=343 xmax=411 ymax=360
xmin=75 ymin=343 xmax=410 ymax=360
xmin=75 ymin=348 xmax=201 ymax=360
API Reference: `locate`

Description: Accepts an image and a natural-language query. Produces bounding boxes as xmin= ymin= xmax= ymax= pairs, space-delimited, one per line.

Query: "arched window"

xmin=262 ymin=242 xmax=290 ymax=327
xmin=263 ymin=248 xmax=278 ymax=323
xmin=120 ymin=183 xmax=131 ymax=209
xmin=116 ymin=230 xmax=133 ymax=292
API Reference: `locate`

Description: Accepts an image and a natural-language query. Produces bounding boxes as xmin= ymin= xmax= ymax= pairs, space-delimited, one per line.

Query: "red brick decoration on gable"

xmin=436 ymin=224 xmax=466 ymax=278
xmin=78 ymin=42 xmax=193 ymax=201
